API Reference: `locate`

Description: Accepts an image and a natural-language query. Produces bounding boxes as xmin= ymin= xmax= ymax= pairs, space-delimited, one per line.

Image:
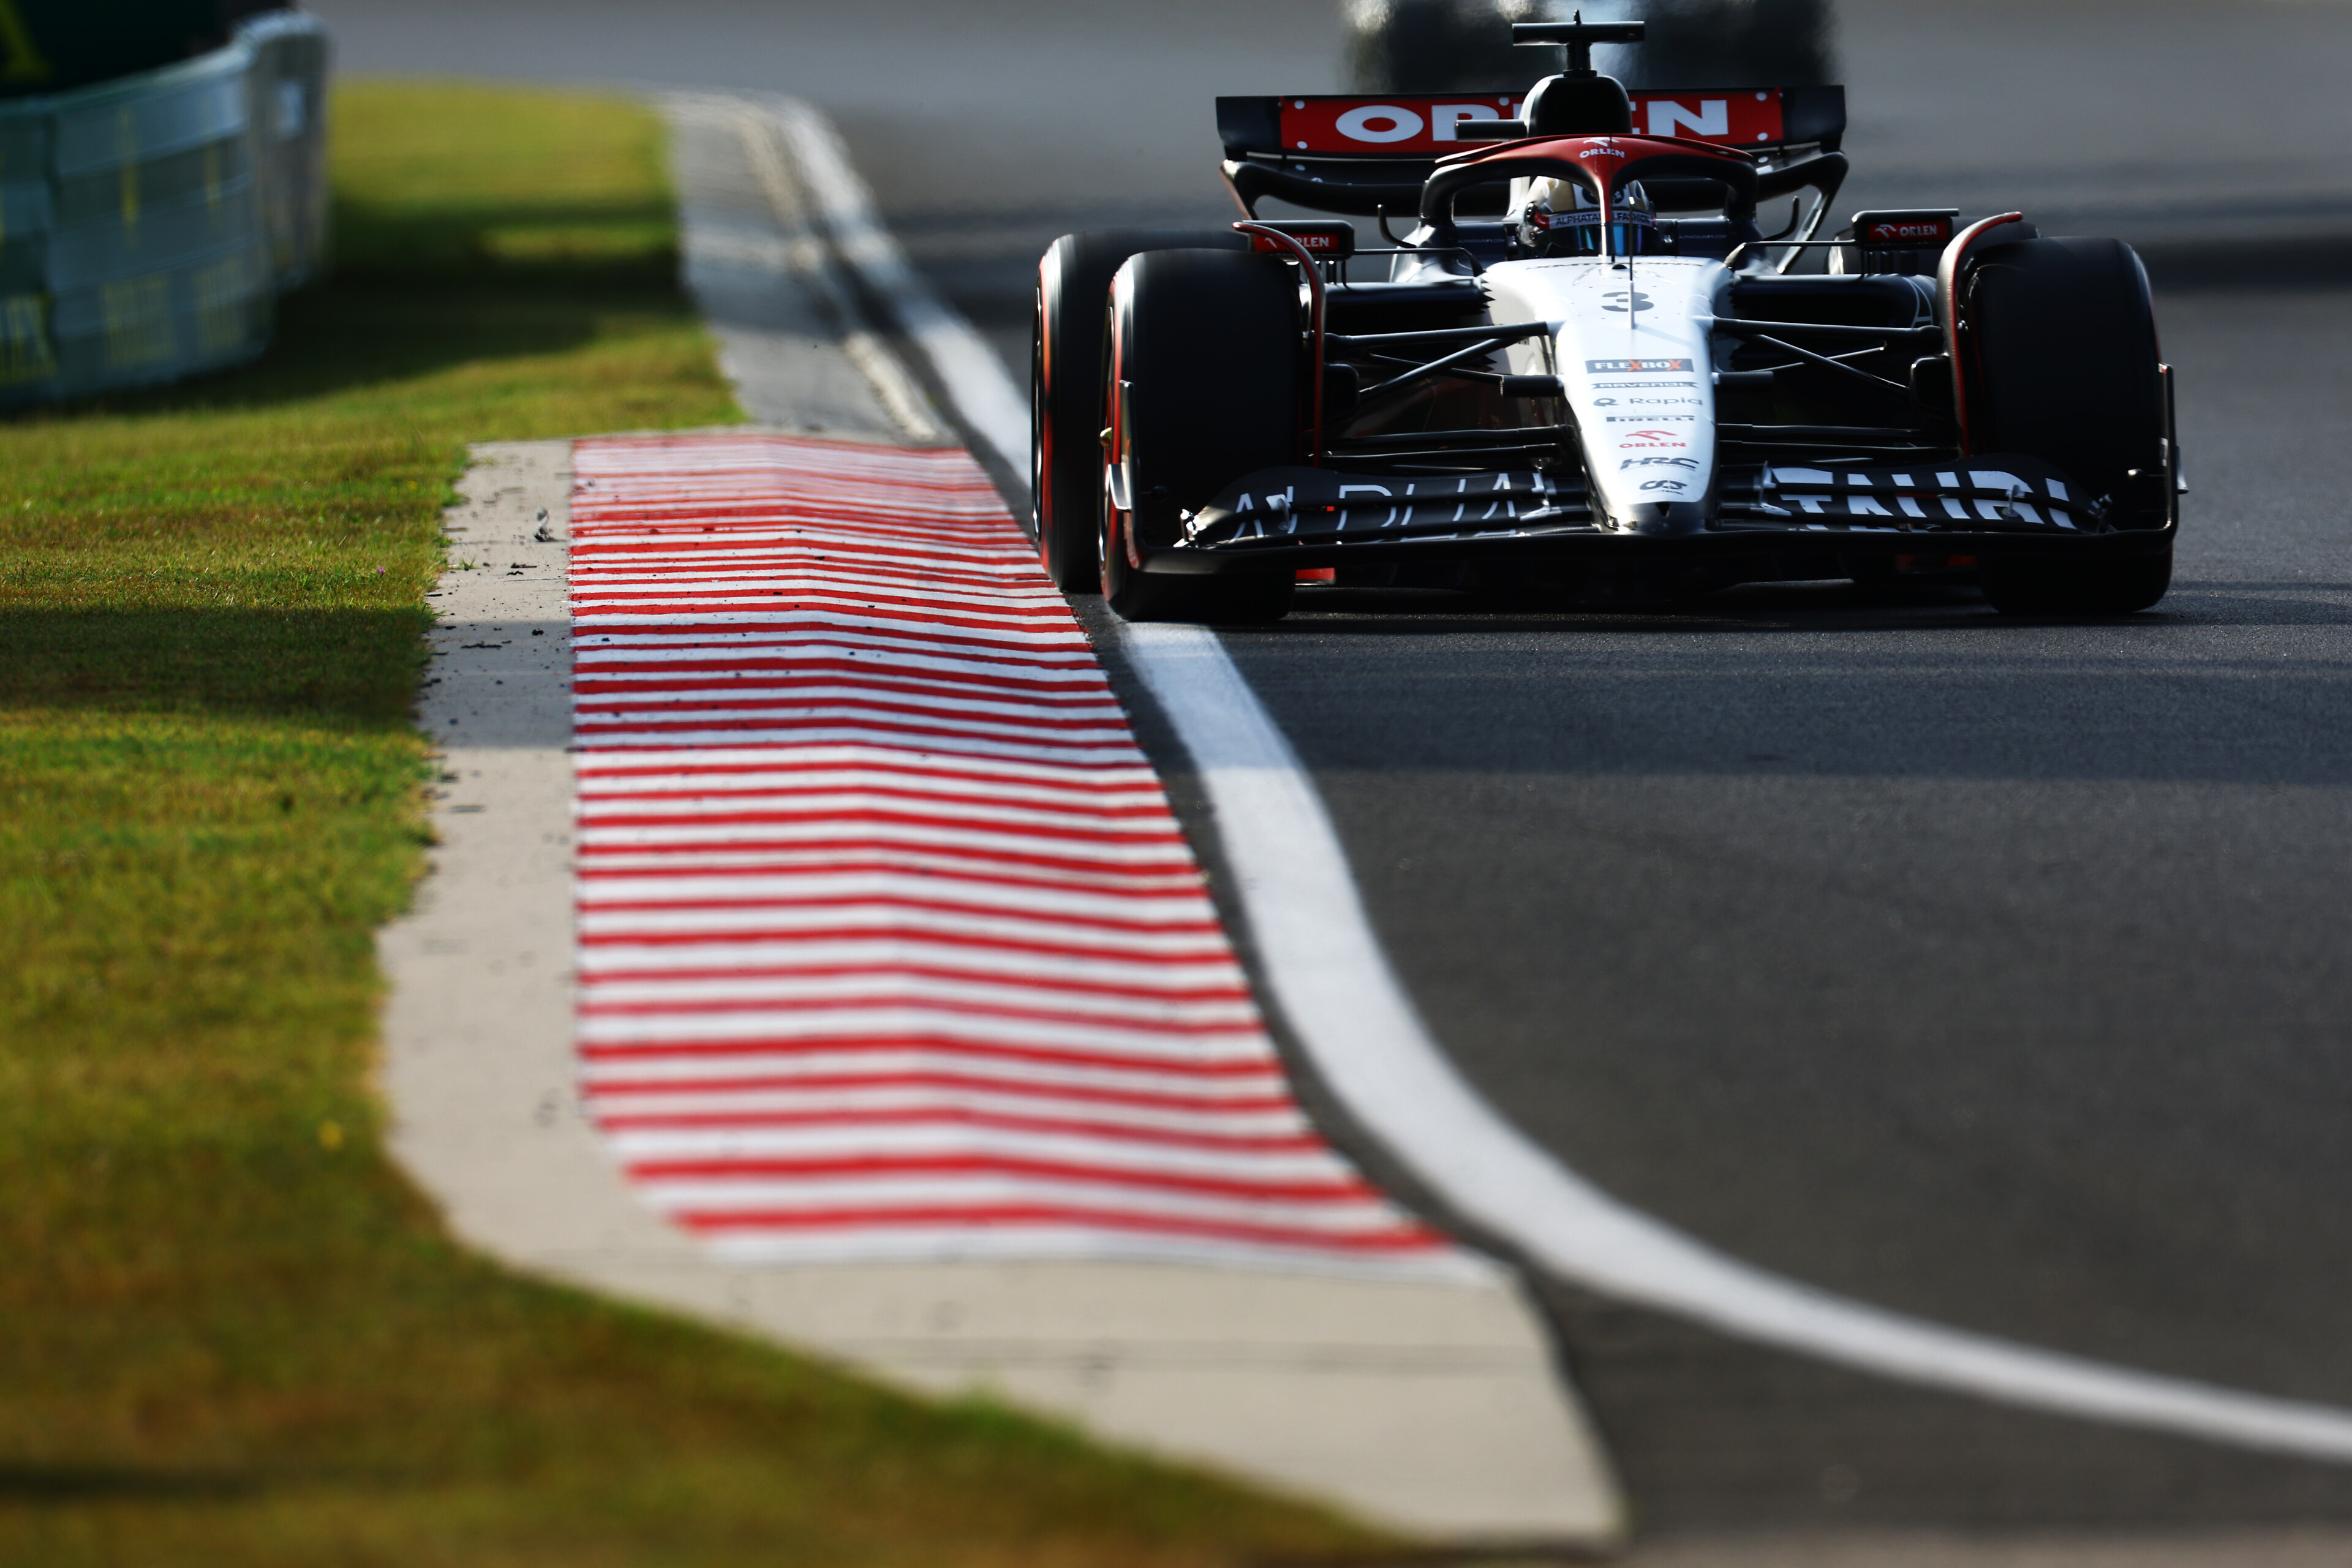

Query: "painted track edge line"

xmin=767 ymin=98 xmax=1031 ymax=477
xmin=771 ymin=87 xmax=2352 ymax=1464
xmin=763 ymin=96 xmax=1631 ymax=1536
xmin=1111 ymin=620 xmax=2352 ymax=1464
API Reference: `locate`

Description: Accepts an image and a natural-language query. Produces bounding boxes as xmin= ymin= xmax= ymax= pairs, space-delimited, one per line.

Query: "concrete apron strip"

xmin=376 ymin=108 xmax=1623 ymax=1546
xmin=767 ymin=90 xmax=2352 ymax=1467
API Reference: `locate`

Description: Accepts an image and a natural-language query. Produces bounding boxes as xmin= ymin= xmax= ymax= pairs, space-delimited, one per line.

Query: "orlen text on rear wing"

xmin=1216 ymin=86 xmax=1845 ymax=218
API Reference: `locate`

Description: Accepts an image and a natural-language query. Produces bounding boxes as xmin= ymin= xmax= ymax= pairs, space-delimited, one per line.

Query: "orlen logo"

xmin=1645 ymin=100 xmax=1727 ymax=138
xmin=1273 ymin=91 xmax=1785 ymax=156
xmin=1245 ymin=224 xmax=1354 ymax=256
xmin=1278 ymin=96 xmax=1521 ymax=154
xmin=1336 ymin=105 xmax=1425 ymax=143
xmin=1618 ymin=429 xmax=1687 ymax=450
xmin=1631 ymin=91 xmax=1785 ymax=147
xmin=1866 ymin=218 xmax=1953 ymax=244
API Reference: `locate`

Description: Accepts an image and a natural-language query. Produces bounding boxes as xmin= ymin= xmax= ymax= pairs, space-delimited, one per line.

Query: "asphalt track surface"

xmin=319 ymin=0 xmax=2352 ymax=1534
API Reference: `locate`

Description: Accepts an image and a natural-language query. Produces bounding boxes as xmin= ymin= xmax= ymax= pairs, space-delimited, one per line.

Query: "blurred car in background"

xmin=1344 ymin=0 xmax=1833 ymax=92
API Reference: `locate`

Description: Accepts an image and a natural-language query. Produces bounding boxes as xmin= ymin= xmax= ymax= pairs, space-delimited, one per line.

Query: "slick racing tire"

xmin=1033 ymin=228 xmax=1247 ymax=595
xmin=1098 ymin=247 xmax=1299 ymax=625
xmin=1962 ymin=236 xmax=2174 ymax=615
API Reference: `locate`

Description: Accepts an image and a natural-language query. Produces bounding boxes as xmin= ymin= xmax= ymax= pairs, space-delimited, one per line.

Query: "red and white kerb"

xmin=567 ymin=434 xmax=1463 ymax=1273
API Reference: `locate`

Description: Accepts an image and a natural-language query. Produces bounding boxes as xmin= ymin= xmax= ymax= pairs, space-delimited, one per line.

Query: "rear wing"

xmin=1216 ymin=87 xmax=1845 ymax=217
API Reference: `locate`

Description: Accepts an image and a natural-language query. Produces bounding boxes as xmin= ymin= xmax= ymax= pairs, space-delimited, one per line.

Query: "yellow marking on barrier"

xmin=0 ymin=0 xmax=51 ymax=86
xmin=117 ymin=109 xmax=140 ymax=241
xmin=0 ymin=292 xmax=56 ymax=383
xmin=194 ymin=252 xmax=246 ymax=355
xmin=102 ymin=274 xmax=173 ymax=369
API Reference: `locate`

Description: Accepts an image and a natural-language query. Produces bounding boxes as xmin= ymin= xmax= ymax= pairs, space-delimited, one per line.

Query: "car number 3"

xmin=1601 ymin=290 xmax=1653 ymax=313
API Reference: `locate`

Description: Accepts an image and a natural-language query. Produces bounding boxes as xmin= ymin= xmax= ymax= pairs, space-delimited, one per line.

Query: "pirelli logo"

xmin=1586 ymin=358 xmax=1692 ymax=374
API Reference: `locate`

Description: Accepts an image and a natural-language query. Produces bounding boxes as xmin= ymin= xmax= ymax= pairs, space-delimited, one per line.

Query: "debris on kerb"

xmin=0 ymin=9 xmax=331 ymax=407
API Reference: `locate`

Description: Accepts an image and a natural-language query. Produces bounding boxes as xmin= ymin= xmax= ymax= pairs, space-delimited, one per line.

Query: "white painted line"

xmin=780 ymin=91 xmax=2352 ymax=1463
xmin=668 ymin=94 xmax=943 ymax=443
xmin=1117 ymin=622 xmax=2352 ymax=1462
xmin=734 ymin=100 xmax=944 ymax=442
xmin=768 ymin=98 xmax=1031 ymax=472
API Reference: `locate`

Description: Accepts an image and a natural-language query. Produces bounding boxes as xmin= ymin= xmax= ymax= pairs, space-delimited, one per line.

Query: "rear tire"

xmin=1098 ymin=248 xmax=1300 ymax=625
xmin=1964 ymin=236 xmax=2174 ymax=614
xmin=1033 ymin=229 xmax=1246 ymax=594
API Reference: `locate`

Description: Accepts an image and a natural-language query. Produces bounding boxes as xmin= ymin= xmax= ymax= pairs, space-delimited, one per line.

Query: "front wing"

xmin=1144 ymin=453 xmax=2179 ymax=575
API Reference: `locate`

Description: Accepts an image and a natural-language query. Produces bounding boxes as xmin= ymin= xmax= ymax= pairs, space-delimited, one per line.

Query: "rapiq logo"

xmin=1586 ymin=358 xmax=1692 ymax=374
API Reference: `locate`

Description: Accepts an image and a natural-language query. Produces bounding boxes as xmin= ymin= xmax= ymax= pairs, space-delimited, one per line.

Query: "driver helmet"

xmin=1517 ymin=177 xmax=1657 ymax=258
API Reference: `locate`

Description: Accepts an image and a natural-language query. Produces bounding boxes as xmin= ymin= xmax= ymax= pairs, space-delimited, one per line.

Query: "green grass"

xmin=0 ymin=82 xmax=1389 ymax=1566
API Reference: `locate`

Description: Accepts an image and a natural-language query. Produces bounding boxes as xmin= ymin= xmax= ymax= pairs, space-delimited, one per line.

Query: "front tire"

xmin=1980 ymin=549 xmax=2173 ymax=616
xmin=1033 ymin=229 xmax=1246 ymax=594
xmin=1098 ymin=247 xmax=1300 ymax=625
xmin=1964 ymin=236 xmax=2174 ymax=614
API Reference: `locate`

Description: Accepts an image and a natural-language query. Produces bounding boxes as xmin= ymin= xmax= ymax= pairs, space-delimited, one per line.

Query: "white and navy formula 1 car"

xmin=1031 ymin=17 xmax=2181 ymax=623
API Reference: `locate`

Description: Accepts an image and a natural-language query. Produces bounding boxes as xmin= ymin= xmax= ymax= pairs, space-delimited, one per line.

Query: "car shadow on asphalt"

xmin=1264 ymin=576 xmax=2352 ymax=635
xmin=1271 ymin=579 xmax=2081 ymax=635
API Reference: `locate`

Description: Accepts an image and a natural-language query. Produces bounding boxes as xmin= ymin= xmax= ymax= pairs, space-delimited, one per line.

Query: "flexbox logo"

xmin=1586 ymin=358 xmax=1691 ymax=374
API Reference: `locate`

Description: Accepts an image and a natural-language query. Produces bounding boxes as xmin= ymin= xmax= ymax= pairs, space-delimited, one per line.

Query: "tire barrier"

xmin=0 ymin=9 xmax=328 ymax=409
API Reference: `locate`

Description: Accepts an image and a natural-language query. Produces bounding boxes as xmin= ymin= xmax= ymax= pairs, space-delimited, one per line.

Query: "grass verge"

xmin=0 ymin=81 xmax=1389 ymax=1566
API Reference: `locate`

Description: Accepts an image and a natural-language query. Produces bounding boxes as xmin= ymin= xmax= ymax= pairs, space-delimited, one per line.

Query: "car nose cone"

xmin=1615 ymin=500 xmax=1708 ymax=535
